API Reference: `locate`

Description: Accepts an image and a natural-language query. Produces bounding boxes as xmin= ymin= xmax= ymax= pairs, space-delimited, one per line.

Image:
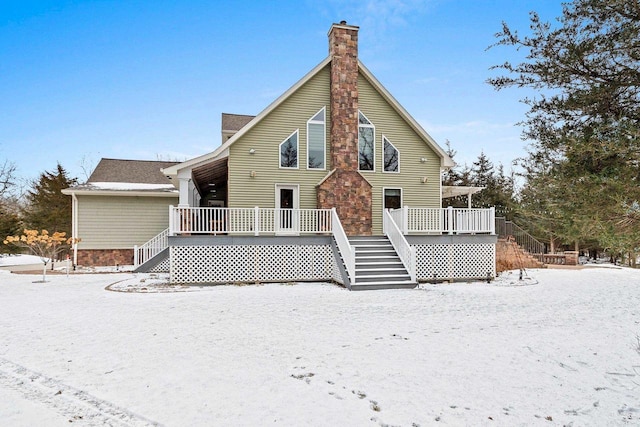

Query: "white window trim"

xmin=382 ymin=135 xmax=400 ymax=174
xmin=279 ymin=129 xmax=300 ymax=169
xmin=358 ymin=110 xmax=375 ymax=172
xmin=274 ymin=183 xmax=300 ymax=209
xmin=306 ymin=106 xmax=326 ymax=171
xmin=382 ymin=187 xmax=403 ymax=217
xmin=275 ymin=183 xmax=300 ymax=235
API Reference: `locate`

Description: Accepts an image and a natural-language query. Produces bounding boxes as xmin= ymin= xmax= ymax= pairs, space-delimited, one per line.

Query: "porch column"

xmin=178 ymin=177 xmax=190 ymax=207
xmin=71 ymin=193 xmax=78 ymax=265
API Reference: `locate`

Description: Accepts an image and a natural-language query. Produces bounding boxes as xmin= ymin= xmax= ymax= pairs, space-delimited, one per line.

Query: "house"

xmin=62 ymin=159 xmax=179 ymax=266
xmin=64 ymin=22 xmax=496 ymax=289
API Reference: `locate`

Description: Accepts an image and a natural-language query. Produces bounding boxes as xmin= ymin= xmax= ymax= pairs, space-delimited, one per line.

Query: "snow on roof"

xmin=63 ymin=182 xmax=178 ymax=195
xmin=86 ymin=182 xmax=176 ymax=191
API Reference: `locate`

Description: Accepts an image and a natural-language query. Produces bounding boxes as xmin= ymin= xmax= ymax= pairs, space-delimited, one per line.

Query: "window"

xmin=279 ymin=130 xmax=299 ymax=168
xmin=307 ymin=107 xmax=326 ymax=169
xmin=384 ymin=188 xmax=402 ymax=210
xmin=358 ymin=111 xmax=375 ymax=171
xmin=383 ymin=136 xmax=399 ymax=173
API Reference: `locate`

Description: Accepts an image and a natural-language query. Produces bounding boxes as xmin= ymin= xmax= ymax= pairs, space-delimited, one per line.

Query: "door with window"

xmin=383 ymin=188 xmax=402 ymax=233
xmin=383 ymin=188 xmax=402 ymax=211
xmin=275 ymin=184 xmax=298 ymax=234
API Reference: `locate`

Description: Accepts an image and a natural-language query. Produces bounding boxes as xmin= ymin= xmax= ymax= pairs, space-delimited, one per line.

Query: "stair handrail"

xmin=495 ymin=217 xmax=546 ymax=255
xmin=134 ymin=228 xmax=169 ymax=267
xmin=331 ymin=208 xmax=356 ymax=285
xmin=383 ymin=209 xmax=416 ymax=282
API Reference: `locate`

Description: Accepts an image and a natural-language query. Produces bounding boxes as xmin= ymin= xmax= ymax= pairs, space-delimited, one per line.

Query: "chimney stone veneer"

xmin=317 ymin=22 xmax=372 ymax=235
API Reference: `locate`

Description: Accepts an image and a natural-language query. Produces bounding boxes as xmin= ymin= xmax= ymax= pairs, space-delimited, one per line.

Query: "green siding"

xmin=227 ymin=64 xmax=442 ymax=234
xmin=228 ymin=66 xmax=331 ymax=210
xmin=77 ymin=195 xmax=177 ymax=249
xmin=358 ymin=73 xmax=442 ymax=233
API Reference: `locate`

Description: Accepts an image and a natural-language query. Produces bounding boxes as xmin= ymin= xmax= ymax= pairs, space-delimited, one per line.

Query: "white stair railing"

xmin=331 ymin=208 xmax=356 ymax=285
xmin=134 ymin=228 xmax=169 ymax=268
xmin=383 ymin=209 xmax=416 ymax=282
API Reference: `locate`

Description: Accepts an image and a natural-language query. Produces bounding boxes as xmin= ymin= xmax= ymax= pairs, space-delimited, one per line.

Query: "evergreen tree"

xmin=441 ymin=141 xmax=472 ymax=208
xmin=0 ymin=199 xmax=21 ymax=254
xmin=470 ymin=152 xmax=516 ymax=218
xmin=0 ymin=159 xmax=22 ymax=253
xmin=23 ymin=164 xmax=77 ymax=236
xmin=442 ymin=143 xmax=516 ymax=217
xmin=488 ymin=0 xmax=640 ymax=257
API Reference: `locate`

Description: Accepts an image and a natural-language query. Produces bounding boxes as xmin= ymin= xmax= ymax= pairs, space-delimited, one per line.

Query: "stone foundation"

xmin=76 ymin=249 xmax=134 ymax=267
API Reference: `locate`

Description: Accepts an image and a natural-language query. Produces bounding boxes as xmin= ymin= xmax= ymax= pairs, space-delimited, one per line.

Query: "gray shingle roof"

xmin=221 ymin=113 xmax=255 ymax=132
xmin=87 ymin=158 xmax=179 ymax=184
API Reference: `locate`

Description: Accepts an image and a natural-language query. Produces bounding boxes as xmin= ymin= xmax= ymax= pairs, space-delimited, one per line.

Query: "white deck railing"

xmin=331 ymin=208 xmax=356 ymax=285
xmin=383 ymin=209 xmax=416 ymax=282
xmin=169 ymin=206 xmax=333 ymax=236
xmin=393 ymin=206 xmax=495 ymax=235
xmin=134 ymin=227 xmax=169 ymax=267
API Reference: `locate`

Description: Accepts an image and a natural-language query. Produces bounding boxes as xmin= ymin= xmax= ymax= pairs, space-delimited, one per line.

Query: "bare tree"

xmin=78 ymin=155 xmax=97 ymax=182
xmin=0 ymin=160 xmax=16 ymax=197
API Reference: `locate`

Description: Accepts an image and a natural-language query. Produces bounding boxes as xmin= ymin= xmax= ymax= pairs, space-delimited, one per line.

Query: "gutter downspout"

xmin=71 ymin=193 xmax=78 ymax=266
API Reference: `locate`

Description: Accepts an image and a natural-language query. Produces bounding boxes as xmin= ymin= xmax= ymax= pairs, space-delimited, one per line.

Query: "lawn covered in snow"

xmin=0 ymin=267 xmax=638 ymax=426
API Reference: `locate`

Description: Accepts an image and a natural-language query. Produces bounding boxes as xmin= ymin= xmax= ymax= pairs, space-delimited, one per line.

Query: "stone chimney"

xmin=328 ymin=21 xmax=359 ymax=171
xmin=317 ymin=21 xmax=372 ymax=235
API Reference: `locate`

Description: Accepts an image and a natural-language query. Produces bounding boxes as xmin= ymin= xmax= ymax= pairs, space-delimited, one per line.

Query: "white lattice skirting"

xmin=170 ymin=244 xmax=337 ymax=284
xmin=414 ymin=243 xmax=496 ymax=281
xmin=149 ymin=257 xmax=170 ymax=273
xmin=167 ymin=236 xmax=496 ymax=285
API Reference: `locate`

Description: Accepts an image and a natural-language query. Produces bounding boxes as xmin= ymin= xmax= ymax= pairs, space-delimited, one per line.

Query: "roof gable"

xmin=162 ymin=57 xmax=332 ymax=176
xmin=163 ymin=57 xmax=453 ymax=176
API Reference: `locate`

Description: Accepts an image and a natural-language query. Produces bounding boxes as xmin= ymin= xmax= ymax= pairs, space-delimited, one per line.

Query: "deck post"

xmin=447 ymin=206 xmax=454 ymax=235
xmin=169 ymin=205 xmax=175 ymax=236
xmin=133 ymin=245 xmax=138 ymax=267
xmin=403 ymin=205 xmax=409 ymax=235
xmin=254 ymin=206 xmax=260 ymax=236
xmin=490 ymin=207 xmax=496 ymax=234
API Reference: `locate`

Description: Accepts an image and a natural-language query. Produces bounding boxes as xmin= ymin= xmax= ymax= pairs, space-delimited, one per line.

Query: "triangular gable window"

xmin=383 ymin=136 xmax=399 ymax=173
xmin=280 ymin=130 xmax=299 ymax=169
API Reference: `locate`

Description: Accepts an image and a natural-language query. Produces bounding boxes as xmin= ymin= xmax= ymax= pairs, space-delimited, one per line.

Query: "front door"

xmin=275 ymin=184 xmax=298 ymax=234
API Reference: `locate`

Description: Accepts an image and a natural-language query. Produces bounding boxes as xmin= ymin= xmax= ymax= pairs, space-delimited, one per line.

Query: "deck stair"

xmin=348 ymin=236 xmax=417 ymax=290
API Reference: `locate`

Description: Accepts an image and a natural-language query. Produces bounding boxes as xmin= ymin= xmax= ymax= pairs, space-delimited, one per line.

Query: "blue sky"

xmin=0 ymin=0 xmax=563 ymax=183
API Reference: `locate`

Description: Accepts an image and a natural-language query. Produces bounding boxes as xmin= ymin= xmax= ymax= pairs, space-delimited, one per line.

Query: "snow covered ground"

xmin=0 ymin=254 xmax=48 ymax=267
xmin=0 ymin=267 xmax=638 ymax=426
